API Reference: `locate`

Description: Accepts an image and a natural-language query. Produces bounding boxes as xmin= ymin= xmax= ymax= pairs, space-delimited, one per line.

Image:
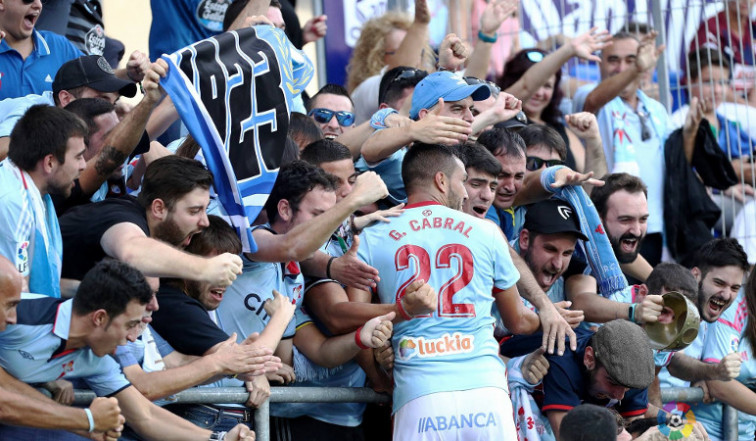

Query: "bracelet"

xmin=84 ymin=408 xmax=95 ymax=433
xmin=396 ymin=297 xmax=413 ymax=321
xmin=326 ymin=256 xmax=336 ymax=279
xmin=355 ymin=326 xmax=370 ymax=349
xmin=628 ymin=303 xmax=637 ymax=323
xmin=209 ymin=431 xmax=227 ymax=441
xmin=477 ymin=30 xmax=498 ymax=43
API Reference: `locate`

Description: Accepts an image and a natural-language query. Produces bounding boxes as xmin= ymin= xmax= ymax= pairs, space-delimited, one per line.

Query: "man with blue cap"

xmin=356 ymin=70 xmax=498 ymax=203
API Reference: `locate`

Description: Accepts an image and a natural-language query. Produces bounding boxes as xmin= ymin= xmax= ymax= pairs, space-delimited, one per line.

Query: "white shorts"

xmin=393 ymin=387 xmax=516 ymax=441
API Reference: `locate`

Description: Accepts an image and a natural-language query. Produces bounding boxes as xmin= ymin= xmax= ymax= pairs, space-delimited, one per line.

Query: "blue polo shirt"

xmin=0 ymin=294 xmax=131 ymax=396
xmin=0 ymin=30 xmax=83 ymax=100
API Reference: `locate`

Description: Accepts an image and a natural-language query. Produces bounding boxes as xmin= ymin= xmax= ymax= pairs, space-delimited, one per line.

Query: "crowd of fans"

xmin=0 ymin=0 xmax=755 ymax=440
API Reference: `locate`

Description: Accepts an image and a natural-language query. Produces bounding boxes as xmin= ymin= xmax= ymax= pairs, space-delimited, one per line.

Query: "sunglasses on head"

xmin=308 ymin=108 xmax=355 ymax=127
xmin=525 ymin=51 xmax=545 ymax=63
xmin=526 ymin=156 xmax=564 ymax=171
xmin=391 ymin=68 xmax=428 ymax=85
xmin=463 ymin=76 xmax=501 ymax=99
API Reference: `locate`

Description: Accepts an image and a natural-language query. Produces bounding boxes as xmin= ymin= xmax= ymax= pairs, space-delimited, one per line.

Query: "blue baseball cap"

xmin=409 ymin=72 xmax=491 ymax=120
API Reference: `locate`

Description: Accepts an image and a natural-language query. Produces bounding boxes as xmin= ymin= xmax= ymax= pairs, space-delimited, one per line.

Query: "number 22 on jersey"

xmin=395 ymin=243 xmax=475 ymax=318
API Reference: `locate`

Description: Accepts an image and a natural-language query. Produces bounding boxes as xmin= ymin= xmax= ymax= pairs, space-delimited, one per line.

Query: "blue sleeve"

xmin=150 ymin=326 xmax=175 ymax=357
xmin=541 ymin=353 xmax=583 ymax=414
xmin=491 ymin=223 xmax=519 ymax=291
xmin=112 ymin=342 xmax=140 ymax=368
xmin=84 ymin=356 xmax=131 ymax=397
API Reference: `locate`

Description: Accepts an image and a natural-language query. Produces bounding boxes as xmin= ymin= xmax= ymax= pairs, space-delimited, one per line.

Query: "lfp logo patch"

xmin=15 ymin=241 xmax=29 ymax=274
xmin=659 ymin=402 xmax=696 ymax=440
xmin=397 ymin=333 xmax=474 ymax=361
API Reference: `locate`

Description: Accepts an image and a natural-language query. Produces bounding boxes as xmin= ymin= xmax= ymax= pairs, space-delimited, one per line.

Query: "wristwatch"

xmin=209 ymin=431 xmax=227 ymax=441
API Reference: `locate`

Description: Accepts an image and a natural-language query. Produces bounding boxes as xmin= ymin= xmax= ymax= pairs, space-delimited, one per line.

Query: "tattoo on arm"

xmin=94 ymin=146 xmax=128 ymax=177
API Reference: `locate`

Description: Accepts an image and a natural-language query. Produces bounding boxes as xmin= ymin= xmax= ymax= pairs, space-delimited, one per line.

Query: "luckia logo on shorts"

xmin=658 ymin=402 xmax=696 ymax=440
xmin=397 ymin=333 xmax=474 ymax=360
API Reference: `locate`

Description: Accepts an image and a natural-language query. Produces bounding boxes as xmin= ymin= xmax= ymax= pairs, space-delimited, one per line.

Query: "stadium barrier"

xmin=71 ymin=386 xmax=737 ymax=441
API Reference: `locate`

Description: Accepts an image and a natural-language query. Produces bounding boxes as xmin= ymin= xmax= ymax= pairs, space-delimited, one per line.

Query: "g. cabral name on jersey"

xmin=389 ymin=209 xmax=474 ymax=241
xmin=398 ymin=333 xmax=474 ymax=360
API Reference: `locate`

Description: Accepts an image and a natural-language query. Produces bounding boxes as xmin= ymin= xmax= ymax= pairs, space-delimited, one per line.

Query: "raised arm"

xmin=360 ymin=99 xmax=471 ymax=163
xmin=494 ymin=284 xmax=541 ymax=335
xmin=247 ymin=171 xmax=388 ymax=262
xmin=464 ymin=0 xmax=517 ymax=80
xmin=582 ymin=32 xmax=664 ymax=113
xmin=384 ymin=0 xmax=431 ymax=71
xmin=505 ymin=28 xmax=610 ymax=103
xmin=100 ymin=222 xmax=242 ymax=287
xmin=79 ymin=60 xmax=168 ymax=194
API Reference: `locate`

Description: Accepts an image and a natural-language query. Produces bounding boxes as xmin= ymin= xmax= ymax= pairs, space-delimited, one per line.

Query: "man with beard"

xmin=354 ymin=143 xmax=541 ymax=440
xmin=59 ymin=155 xmax=243 ymax=292
xmin=658 ymin=239 xmax=749 ymax=395
xmin=0 ymin=104 xmax=86 ymax=298
xmin=590 ymin=172 xmax=653 ymax=281
xmin=501 ymin=319 xmax=657 ymax=440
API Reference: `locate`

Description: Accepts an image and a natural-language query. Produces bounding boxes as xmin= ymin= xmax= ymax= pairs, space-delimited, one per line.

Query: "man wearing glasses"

xmin=306 ymin=84 xmax=356 ymax=140
xmin=572 ymin=31 xmax=667 ymax=267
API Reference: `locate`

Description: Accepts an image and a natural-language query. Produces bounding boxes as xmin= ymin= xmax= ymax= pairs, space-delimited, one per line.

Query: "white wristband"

xmin=84 ymin=408 xmax=95 ymax=432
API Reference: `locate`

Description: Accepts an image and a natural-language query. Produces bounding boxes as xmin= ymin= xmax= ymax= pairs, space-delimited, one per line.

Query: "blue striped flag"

xmin=160 ymin=25 xmax=313 ymax=252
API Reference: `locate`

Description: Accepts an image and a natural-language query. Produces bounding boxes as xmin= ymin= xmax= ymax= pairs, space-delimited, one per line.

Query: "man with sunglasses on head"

xmin=572 ymin=30 xmax=669 ymax=268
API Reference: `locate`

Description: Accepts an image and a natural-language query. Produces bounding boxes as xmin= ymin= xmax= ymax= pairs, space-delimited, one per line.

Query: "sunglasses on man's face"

xmin=526 ymin=156 xmax=564 ymax=171
xmin=308 ymin=108 xmax=355 ymax=127
xmin=21 ymin=0 xmax=45 ymax=4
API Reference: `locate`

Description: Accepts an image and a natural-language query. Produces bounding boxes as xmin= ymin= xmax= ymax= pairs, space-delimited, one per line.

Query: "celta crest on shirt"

xmin=160 ymin=25 xmax=313 ymax=252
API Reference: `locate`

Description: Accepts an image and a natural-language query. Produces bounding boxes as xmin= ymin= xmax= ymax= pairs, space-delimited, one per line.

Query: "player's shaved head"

xmin=402 ymin=143 xmax=463 ymax=195
xmin=0 ymin=256 xmax=22 ymax=331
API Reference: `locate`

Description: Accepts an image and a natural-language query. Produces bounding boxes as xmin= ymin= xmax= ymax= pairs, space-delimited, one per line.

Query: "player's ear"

xmin=519 ymin=229 xmax=530 ymax=251
xmin=150 ymin=198 xmax=168 ymax=221
xmin=583 ymin=346 xmax=596 ymax=370
xmin=92 ymin=309 xmax=109 ymax=328
xmin=433 ymin=171 xmax=447 ymax=193
xmin=690 ymin=267 xmax=701 ymax=283
xmin=278 ymin=199 xmax=292 ymax=223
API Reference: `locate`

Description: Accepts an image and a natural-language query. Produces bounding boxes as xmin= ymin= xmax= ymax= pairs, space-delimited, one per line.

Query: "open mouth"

xmin=620 ymin=237 xmax=638 ymax=253
xmin=324 ymin=133 xmax=338 ymax=140
xmin=24 ymin=13 xmax=38 ymax=29
xmin=472 ymin=205 xmax=488 ymax=217
xmin=210 ymin=288 xmax=225 ymax=303
xmin=707 ymin=297 xmax=727 ymax=316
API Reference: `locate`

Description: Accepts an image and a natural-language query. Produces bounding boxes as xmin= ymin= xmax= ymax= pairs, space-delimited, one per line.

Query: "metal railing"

xmin=72 ymin=386 xmax=738 ymax=441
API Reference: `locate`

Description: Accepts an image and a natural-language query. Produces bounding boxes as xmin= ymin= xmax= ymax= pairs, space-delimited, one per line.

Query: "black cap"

xmin=593 ymin=320 xmax=655 ymax=390
xmin=524 ymin=199 xmax=589 ymax=241
xmin=53 ymin=55 xmax=137 ymax=98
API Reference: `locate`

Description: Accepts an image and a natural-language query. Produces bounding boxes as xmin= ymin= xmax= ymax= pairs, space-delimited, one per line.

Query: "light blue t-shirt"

xmin=573 ymin=84 xmax=669 ymax=235
xmin=355 ymin=148 xmax=407 ymax=204
xmin=0 ymin=30 xmax=83 ymax=99
xmin=692 ymin=292 xmax=756 ymax=441
xmin=0 ymin=160 xmax=62 ymax=297
xmin=357 ymin=201 xmax=518 ymax=412
xmin=0 ymin=295 xmax=130 ymax=396
xmin=0 ymin=92 xmax=54 ymax=137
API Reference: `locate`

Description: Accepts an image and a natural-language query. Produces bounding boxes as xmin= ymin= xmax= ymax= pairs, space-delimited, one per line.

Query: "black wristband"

xmin=326 ymin=256 xmax=336 ymax=279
